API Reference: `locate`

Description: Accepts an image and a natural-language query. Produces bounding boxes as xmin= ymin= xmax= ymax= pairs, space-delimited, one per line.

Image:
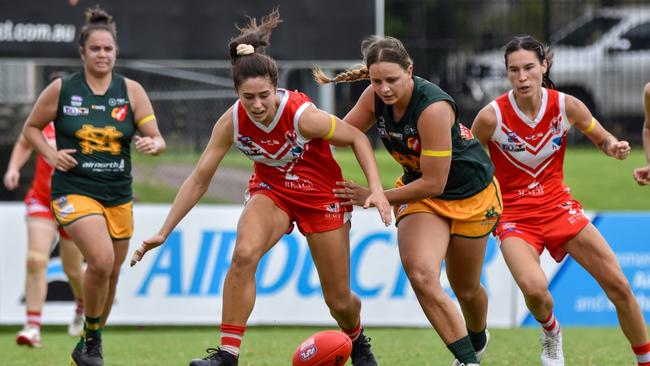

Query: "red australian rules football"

xmin=292 ymin=330 xmax=352 ymax=366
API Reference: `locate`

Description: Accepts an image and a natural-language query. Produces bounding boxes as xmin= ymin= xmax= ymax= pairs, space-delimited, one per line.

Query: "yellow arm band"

xmin=136 ymin=114 xmax=156 ymax=126
xmin=421 ymin=149 xmax=452 ymax=157
xmin=580 ymin=117 xmax=597 ymax=134
xmin=324 ymin=114 xmax=336 ymax=140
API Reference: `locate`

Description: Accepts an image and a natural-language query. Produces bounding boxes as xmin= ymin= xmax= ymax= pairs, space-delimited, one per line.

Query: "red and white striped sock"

xmin=537 ymin=312 xmax=560 ymax=337
xmin=26 ymin=310 xmax=41 ymax=329
xmin=341 ymin=320 xmax=362 ymax=342
xmin=75 ymin=299 xmax=84 ymax=315
xmin=220 ymin=323 xmax=246 ymax=357
xmin=632 ymin=342 xmax=650 ymax=366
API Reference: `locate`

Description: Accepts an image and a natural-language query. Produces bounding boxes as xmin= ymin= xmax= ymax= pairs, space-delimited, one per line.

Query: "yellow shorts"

xmin=394 ymin=177 xmax=502 ymax=238
xmin=51 ymin=194 xmax=133 ymax=240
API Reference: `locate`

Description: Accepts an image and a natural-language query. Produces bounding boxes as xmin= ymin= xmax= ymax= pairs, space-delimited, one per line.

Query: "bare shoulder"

xmin=475 ymin=104 xmax=497 ymax=126
xmin=645 ymin=82 xmax=650 ymax=97
xmin=125 ymin=77 xmax=145 ymax=94
xmin=471 ymin=104 xmax=498 ymax=144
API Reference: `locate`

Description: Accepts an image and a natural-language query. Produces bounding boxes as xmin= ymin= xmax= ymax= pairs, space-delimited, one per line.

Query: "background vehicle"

xmin=462 ymin=6 xmax=650 ymax=128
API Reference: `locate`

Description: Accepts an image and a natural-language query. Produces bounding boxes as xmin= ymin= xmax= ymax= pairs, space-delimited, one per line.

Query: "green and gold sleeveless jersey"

xmin=374 ymin=76 xmax=494 ymax=200
xmin=52 ymin=71 xmax=135 ymax=206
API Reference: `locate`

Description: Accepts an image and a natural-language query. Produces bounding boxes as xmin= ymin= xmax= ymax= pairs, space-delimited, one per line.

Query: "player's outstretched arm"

xmin=130 ymin=111 xmax=235 ymax=266
xmin=298 ymin=106 xmax=391 ymax=226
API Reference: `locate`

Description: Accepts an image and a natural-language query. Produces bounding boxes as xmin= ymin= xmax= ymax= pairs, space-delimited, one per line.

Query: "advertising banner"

xmin=6 ymin=205 xmax=643 ymax=328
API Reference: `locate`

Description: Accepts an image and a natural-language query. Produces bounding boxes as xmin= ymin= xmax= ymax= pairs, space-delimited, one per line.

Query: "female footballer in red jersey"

xmin=471 ymin=35 xmax=649 ymax=366
xmin=4 ymin=122 xmax=85 ymax=347
xmin=633 ymin=83 xmax=650 ymax=185
xmin=130 ymin=9 xmax=391 ymax=366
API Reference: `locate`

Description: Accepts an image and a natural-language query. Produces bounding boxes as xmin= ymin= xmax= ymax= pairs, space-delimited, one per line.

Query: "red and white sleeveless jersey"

xmin=233 ymin=89 xmax=344 ymax=200
xmin=26 ymin=122 xmax=56 ymax=204
xmin=488 ymin=88 xmax=572 ymax=214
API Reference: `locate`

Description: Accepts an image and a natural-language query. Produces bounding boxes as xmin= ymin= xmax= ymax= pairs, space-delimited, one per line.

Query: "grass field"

xmin=1 ymin=325 xmax=641 ymax=365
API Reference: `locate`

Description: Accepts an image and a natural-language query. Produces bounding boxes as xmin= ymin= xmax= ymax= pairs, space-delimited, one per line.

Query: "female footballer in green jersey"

xmin=22 ymin=6 xmax=165 ymax=366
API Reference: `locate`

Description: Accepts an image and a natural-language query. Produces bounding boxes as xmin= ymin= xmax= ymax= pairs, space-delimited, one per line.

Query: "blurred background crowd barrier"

xmin=1 ymin=0 xmax=649 ymax=201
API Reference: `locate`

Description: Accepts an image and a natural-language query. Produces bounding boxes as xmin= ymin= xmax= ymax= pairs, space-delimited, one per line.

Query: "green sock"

xmin=447 ymin=335 xmax=478 ymax=364
xmin=468 ymin=327 xmax=487 ymax=351
xmin=84 ymin=316 xmax=102 ymax=341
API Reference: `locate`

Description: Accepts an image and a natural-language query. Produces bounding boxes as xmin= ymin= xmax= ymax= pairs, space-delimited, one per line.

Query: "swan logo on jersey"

xmin=111 ymin=105 xmax=128 ymax=121
xmin=550 ymin=116 xmax=562 ymax=134
xmin=75 ymin=124 xmax=124 ymax=155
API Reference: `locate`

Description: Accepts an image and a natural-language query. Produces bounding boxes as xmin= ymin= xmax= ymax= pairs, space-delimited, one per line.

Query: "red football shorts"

xmin=494 ymin=198 xmax=589 ymax=262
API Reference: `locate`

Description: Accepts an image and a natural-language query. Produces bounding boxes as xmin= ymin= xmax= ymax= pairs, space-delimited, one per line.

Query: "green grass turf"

xmin=0 ymin=325 xmax=640 ymax=365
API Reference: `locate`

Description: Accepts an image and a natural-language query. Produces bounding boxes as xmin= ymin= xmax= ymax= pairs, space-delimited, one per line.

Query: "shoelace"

xmin=542 ymin=336 xmax=559 ymax=358
xmin=352 ymin=336 xmax=373 ymax=361
xmin=204 ymin=347 xmax=224 ymax=360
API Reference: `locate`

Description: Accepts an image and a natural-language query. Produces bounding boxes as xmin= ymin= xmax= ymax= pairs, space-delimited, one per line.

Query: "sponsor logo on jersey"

xmin=407 ymin=137 xmax=421 ymax=152
xmin=81 ymin=159 xmax=126 ymax=172
xmin=552 ymin=136 xmax=563 ymax=150
xmin=325 ymin=202 xmax=340 ymax=213
xmin=377 ymin=116 xmax=386 ymax=128
xmin=91 ymin=104 xmax=106 ymax=111
xmin=260 ymin=138 xmax=280 ymax=145
xmin=71 ymin=95 xmax=83 ymax=107
xmin=525 ymin=132 xmax=544 ymax=141
xmin=378 ymin=127 xmax=388 ymax=138
xmin=75 ymin=124 xmax=124 ymax=155
xmin=500 ymin=142 xmax=525 ymax=152
xmin=108 ymin=98 xmax=128 ymax=107
xmin=111 ymin=105 xmax=129 ymax=121
xmin=403 ymin=125 xmax=418 ymax=135
xmin=389 ymin=132 xmax=403 ymax=140
xmin=459 ymin=123 xmax=474 ymax=140
xmin=506 ymin=131 xmax=520 ymax=142
xmin=63 ymin=106 xmax=89 ymax=116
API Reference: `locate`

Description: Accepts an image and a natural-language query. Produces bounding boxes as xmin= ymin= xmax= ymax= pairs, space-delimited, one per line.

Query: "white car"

xmin=463 ymin=6 xmax=650 ymax=121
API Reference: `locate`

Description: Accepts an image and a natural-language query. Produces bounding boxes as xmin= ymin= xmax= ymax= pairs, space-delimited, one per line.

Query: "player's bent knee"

xmin=518 ymin=278 xmax=549 ymax=299
xmin=324 ymin=296 xmax=353 ymax=316
xmin=230 ymin=247 xmax=263 ymax=271
xmin=604 ymin=276 xmax=634 ymax=303
xmin=26 ymin=251 xmax=49 ymax=273
xmin=453 ymin=285 xmax=484 ymax=303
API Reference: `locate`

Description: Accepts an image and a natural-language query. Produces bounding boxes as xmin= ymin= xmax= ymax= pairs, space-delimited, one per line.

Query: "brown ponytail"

xmin=228 ymin=8 xmax=282 ymax=90
xmin=314 ymin=35 xmax=412 ymax=85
